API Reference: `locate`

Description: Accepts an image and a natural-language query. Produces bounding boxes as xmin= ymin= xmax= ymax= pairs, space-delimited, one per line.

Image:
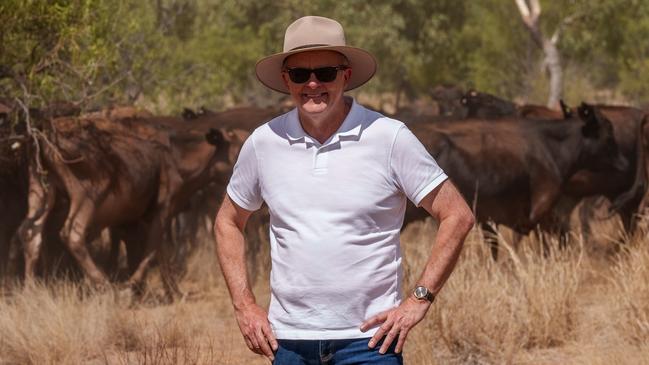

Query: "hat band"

xmin=289 ymin=44 xmax=332 ymax=51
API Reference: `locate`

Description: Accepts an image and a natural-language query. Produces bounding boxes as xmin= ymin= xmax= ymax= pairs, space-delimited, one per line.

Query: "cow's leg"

xmin=529 ymin=176 xmax=564 ymax=253
xmin=160 ymin=222 xmax=182 ymax=301
xmin=109 ymin=223 xmax=149 ymax=295
xmin=577 ymin=199 xmax=594 ymax=243
xmin=639 ymin=192 xmax=649 ymax=224
xmin=18 ymin=166 xmax=56 ymax=281
xmin=481 ymin=222 xmax=499 ymax=260
xmin=125 ymin=213 xmax=182 ymax=301
xmin=125 ymin=217 xmax=159 ymax=290
xmin=529 ymin=187 xmax=560 ymax=226
xmin=619 ymin=208 xmax=635 ymax=239
xmin=106 ymin=228 xmax=125 ymax=280
xmin=551 ymin=195 xmax=580 ymax=249
xmin=59 ymin=201 xmax=108 ymax=285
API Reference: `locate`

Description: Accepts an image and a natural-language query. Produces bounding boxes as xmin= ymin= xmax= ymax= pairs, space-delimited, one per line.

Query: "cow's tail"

xmin=611 ymin=114 xmax=649 ymax=213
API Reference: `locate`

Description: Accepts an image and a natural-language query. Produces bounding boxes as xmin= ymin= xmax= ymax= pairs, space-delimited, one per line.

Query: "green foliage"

xmin=0 ymin=0 xmax=648 ymax=114
xmin=461 ymin=0 xmax=540 ymax=101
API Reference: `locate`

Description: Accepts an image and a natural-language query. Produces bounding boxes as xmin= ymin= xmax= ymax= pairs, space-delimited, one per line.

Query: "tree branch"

xmin=515 ymin=0 xmax=543 ymax=48
xmin=551 ymin=11 xmax=584 ymax=45
xmin=515 ymin=0 xmax=540 ymax=28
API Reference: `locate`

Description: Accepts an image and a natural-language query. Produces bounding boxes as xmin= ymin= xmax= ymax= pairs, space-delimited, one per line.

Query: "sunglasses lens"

xmin=287 ymin=67 xmax=342 ymax=83
xmin=288 ymin=68 xmax=311 ymax=83
xmin=313 ymin=67 xmax=338 ymax=82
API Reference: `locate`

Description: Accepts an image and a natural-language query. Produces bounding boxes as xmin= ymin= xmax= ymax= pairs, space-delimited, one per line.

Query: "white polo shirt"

xmin=226 ymin=99 xmax=447 ymax=339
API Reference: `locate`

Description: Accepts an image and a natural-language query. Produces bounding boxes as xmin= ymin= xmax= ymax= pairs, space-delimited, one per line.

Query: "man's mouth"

xmin=302 ymin=92 xmax=328 ymax=100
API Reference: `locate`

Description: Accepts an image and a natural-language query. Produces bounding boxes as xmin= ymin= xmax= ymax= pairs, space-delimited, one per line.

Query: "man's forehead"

xmin=283 ymin=50 xmax=347 ymax=67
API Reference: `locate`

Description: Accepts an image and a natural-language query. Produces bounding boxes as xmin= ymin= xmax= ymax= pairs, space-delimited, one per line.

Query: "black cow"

xmin=562 ymin=104 xmax=647 ymax=237
xmin=429 ymin=84 xmax=466 ymax=119
xmin=461 ymin=89 xmax=571 ymax=121
xmin=611 ymin=114 xmax=649 ymax=229
xmin=460 ymin=89 xmax=517 ymax=119
xmin=406 ymin=103 xmax=627 ymax=257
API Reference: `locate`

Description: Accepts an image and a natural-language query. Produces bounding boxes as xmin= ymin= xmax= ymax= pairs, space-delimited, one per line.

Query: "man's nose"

xmin=306 ymin=73 xmax=320 ymax=88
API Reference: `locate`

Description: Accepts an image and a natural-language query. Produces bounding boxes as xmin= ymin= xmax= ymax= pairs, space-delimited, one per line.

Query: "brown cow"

xmin=407 ymin=103 xmax=627 ymax=257
xmin=17 ymin=115 xmax=244 ymax=297
xmin=82 ymin=105 xmax=153 ymax=120
xmin=165 ymin=106 xmax=278 ymax=247
xmin=0 ymin=121 xmax=28 ymax=278
xmin=518 ymin=104 xmax=565 ymax=120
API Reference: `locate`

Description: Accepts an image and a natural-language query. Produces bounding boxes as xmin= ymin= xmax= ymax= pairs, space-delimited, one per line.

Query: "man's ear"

xmin=343 ymin=68 xmax=352 ymax=85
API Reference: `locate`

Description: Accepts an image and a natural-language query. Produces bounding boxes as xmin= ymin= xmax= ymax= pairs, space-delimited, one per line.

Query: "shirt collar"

xmin=285 ymin=98 xmax=364 ymax=147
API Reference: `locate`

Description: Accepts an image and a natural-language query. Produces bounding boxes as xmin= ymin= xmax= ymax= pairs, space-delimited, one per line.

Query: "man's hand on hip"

xmin=234 ymin=303 xmax=278 ymax=361
xmin=359 ymin=296 xmax=431 ymax=354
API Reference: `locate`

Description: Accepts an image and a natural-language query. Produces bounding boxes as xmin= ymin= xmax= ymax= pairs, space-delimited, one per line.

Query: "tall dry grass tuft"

xmin=401 ymin=222 xmax=581 ymax=364
xmin=609 ymin=220 xmax=649 ymax=346
xmin=0 ymin=278 xmax=233 ymax=365
xmin=0 ymin=281 xmax=119 ymax=364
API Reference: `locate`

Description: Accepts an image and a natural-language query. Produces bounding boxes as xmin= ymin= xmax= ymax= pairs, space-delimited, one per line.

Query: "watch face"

xmin=415 ymin=286 xmax=427 ymax=299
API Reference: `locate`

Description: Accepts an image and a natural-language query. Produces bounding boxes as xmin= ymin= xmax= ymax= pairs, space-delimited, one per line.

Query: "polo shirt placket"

xmin=285 ymin=108 xmax=363 ymax=176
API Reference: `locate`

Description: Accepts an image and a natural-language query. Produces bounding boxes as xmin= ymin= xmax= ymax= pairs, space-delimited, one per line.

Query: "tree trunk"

xmin=515 ymin=0 xmax=563 ymax=109
xmin=543 ymin=39 xmax=562 ymax=108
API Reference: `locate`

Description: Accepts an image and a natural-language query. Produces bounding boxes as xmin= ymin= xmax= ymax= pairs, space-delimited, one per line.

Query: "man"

xmin=215 ymin=16 xmax=474 ymax=364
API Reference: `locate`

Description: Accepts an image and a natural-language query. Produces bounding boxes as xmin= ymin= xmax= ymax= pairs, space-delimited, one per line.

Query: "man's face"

xmin=282 ymin=50 xmax=352 ymax=117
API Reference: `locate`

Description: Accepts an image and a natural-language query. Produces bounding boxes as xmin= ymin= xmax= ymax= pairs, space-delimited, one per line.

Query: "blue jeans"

xmin=273 ymin=337 xmax=403 ymax=365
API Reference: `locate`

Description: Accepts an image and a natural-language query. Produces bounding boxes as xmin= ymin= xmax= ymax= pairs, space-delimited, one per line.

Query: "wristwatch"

xmin=413 ymin=286 xmax=435 ymax=302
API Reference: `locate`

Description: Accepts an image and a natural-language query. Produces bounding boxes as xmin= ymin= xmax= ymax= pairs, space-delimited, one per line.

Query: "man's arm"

xmin=214 ymin=194 xmax=278 ymax=361
xmin=360 ymin=179 xmax=475 ymax=354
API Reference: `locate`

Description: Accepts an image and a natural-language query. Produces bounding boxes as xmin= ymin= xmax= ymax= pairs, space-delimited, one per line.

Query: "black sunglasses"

xmin=284 ymin=66 xmax=349 ymax=84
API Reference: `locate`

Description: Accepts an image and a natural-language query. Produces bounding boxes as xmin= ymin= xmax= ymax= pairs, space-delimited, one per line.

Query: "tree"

xmin=515 ymin=0 xmax=569 ymax=108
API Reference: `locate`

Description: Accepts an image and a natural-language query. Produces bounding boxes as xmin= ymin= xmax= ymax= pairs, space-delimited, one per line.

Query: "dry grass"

xmin=401 ymin=222 xmax=582 ymax=364
xmin=609 ymin=222 xmax=649 ymax=346
xmin=1 ymin=216 xmax=649 ymax=364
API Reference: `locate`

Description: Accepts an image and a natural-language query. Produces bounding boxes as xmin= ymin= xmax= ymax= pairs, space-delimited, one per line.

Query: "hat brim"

xmin=255 ymin=45 xmax=377 ymax=94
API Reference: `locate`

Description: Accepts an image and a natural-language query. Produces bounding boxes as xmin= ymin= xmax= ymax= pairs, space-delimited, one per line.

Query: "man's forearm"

xmin=214 ymin=210 xmax=256 ymax=309
xmin=416 ymin=211 xmax=473 ymax=296
xmin=417 ymin=181 xmax=475 ymax=296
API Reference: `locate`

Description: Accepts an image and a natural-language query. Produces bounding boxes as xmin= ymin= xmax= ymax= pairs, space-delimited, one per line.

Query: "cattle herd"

xmin=0 ymin=89 xmax=647 ymax=299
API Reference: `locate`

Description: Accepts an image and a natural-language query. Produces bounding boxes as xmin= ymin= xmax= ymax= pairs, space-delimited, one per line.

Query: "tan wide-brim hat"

xmin=255 ymin=16 xmax=377 ymax=94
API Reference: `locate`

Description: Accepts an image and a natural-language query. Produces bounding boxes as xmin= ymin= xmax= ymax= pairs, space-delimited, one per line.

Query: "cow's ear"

xmin=560 ymin=99 xmax=572 ymax=119
xmin=182 ymin=108 xmax=198 ymax=120
xmin=460 ymin=97 xmax=467 ymax=105
xmin=205 ymin=128 xmax=224 ymax=147
xmin=579 ymin=102 xmax=600 ymax=138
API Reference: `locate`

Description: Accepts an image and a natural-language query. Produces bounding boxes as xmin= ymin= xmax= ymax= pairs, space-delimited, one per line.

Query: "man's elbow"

xmin=456 ymin=205 xmax=475 ymax=234
xmin=213 ymin=209 xmax=234 ymax=246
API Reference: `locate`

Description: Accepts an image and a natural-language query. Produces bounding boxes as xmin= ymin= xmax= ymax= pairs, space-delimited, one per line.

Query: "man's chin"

xmin=299 ymin=103 xmax=329 ymax=115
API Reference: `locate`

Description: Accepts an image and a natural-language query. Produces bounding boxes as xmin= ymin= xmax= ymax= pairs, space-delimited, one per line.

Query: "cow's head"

xmin=182 ymin=107 xmax=199 ymax=120
xmin=578 ymin=102 xmax=628 ymax=172
xmin=460 ymin=89 xmax=480 ymax=106
xmin=205 ymin=127 xmax=250 ymax=171
xmin=182 ymin=106 xmax=214 ymax=121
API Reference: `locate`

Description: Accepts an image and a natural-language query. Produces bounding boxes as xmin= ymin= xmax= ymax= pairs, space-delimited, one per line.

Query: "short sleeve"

xmin=226 ymin=135 xmax=263 ymax=211
xmin=390 ymin=125 xmax=448 ymax=206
